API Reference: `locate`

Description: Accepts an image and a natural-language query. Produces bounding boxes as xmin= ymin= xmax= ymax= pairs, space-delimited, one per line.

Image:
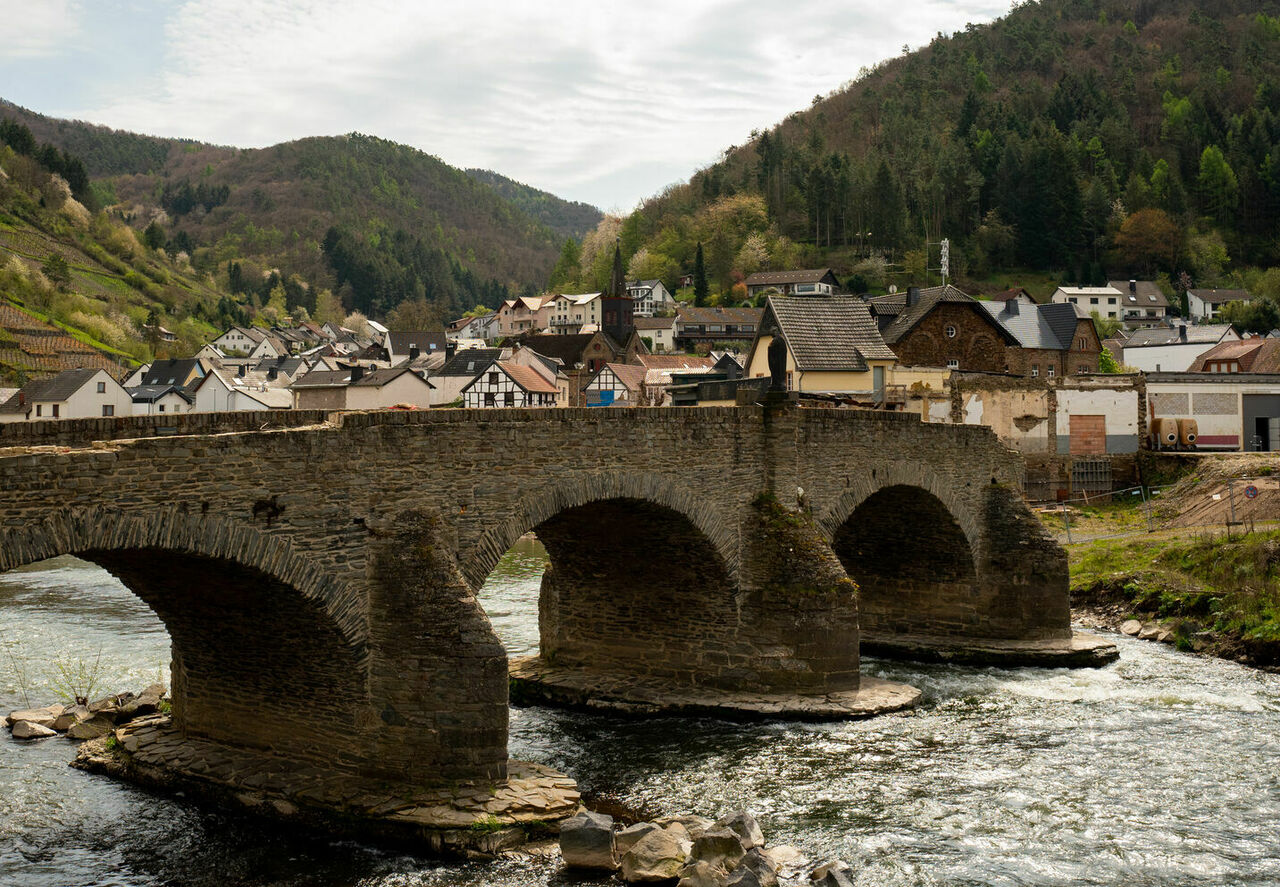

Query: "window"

xmin=945 ymin=325 xmax=957 ymax=338
xmin=1108 ymin=297 xmax=1117 ymax=305
xmin=488 ymin=372 xmax=499 ymax=385
xmin=1031 ymin=365 xmax=1039 ymax=378
xmin=96 ymin=381 xmax=106 ymax=393
xmin=102 ymin=405 xmax=114 ymax=416
xmin=503 ymin=391 xmax=515 ymax=406
xmin=35 ymin=405 xmax=41 ymax=417
xmin=946 ymin=358 xmax=960 ymax=369
xmin=1047 ymin=366 xmax=1055 ymax=378
xmin=52 ymin=404 xmax=59 ymax=418
xmin=1078 ymin=337 xmax=1086 ymax=349
xmin=785 ymin=371 xmax=794 ymax=391
xmin=1090 ymin=297 xmax=1099 ymax=305
xmin=1068 ymin=297 xmax=1077 ymax=303
xmin=1077 ymin=365 xmax=1089 ymax=374
xmin=158 ymin=405 xmax=165 ymax=412
xmin=484 ymin=392 xmax=496 ymax=406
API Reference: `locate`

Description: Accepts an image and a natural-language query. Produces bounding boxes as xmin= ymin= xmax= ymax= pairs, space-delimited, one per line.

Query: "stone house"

xmin=0 ymin=368 xmax=133 ymax=422
xmin=460 ymin=361 xmax=558 ymax=408
xmin=745 ymin=295 xmax=897 ymax=398
xmin=975 ymin=300 xmax=1102 ymax=378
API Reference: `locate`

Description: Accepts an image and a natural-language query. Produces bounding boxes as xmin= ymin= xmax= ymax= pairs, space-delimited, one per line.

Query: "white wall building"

xmin=0 ymin=369 xmax=133 ymax=422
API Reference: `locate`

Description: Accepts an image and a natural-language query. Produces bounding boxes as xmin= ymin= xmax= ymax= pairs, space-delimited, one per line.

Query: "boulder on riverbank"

xmin=5 ymin=685 xmax=167 ymax=742
xmin=559 ymin=806 xmax=843 ymax=885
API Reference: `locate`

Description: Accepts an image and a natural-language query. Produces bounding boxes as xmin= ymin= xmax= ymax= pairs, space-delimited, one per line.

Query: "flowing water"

xmin=2 ymin=540 xmax=1280 ymax=887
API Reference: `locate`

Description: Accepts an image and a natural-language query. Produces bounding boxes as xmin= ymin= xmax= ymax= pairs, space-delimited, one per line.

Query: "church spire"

xmin=610 ymin=237 xmax=625 ymax=299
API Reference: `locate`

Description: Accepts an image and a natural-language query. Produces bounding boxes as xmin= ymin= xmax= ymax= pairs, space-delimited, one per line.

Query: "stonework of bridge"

xmin=0 ymin=405 xmax=1114 ymax=842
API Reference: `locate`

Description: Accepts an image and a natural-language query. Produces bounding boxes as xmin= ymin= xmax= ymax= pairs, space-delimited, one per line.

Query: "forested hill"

xmin=617 ymin=0 xmax=1280 ymax=300
xmin=465 ymin=169 xmax=602 ymax=241
xmin=0 ymin=101 xmax=579 ymax=319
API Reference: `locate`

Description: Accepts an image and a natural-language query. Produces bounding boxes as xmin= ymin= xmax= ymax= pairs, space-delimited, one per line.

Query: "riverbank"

xmin=1068 ymin=527 xmax=1280 ymax=670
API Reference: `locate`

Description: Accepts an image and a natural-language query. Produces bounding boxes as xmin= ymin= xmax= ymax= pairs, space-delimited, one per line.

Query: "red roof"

xmin=500 ymin=361 xmax=558 ymax=394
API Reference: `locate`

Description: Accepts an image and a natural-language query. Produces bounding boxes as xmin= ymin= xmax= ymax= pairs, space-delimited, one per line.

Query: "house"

xmin=975 ymin=300 xmax=1101 ymax=378
xmin=427 ymin=348 xmax=507 ymax=406
xmin=385 ymin=331 xmax=448 ymax=366
xmin=745 ymin=295 xmax=897 ymax=398
xmin=1121 ymin=323 xmax=1239 ymax=372
xmin=1108 ymin=279 xmax=1170 ymax=327
xmin=211 ymin=326 xmax=265 ymax=356
xmin=583 ymin=363 xmax=650 ymax=406
xmin=744 ymin=268 xmax=841 ymax=299
xmin=626 ymin=280 xmax=676 ymax=317
xmin=1187 ymin=337 xmax=1280 ymax=374
xmin=128 ymin=384 xmax=194 ymax=415
xmin=876 ymin=285 xmax=1099 ymax=378
xmin=547 ymin=293 xmax=602 ymax=335
xmin=674 ymin=306 xmax=763 ymax=350
xmin=497 ymin=295 xmax=554 ymax=338
xmin=1149 ymin=372 xmax=1280 ymax=450
xmin=290 ymin=366 xmax=435 ymax=411
xmin=1187 ymin=288 xmax=1253 ymax=322
xmin=448 ymin=313 xmax=498 ymax=342
xmin=986 ymin=287 xmax=1038 ymax=306
xmin=0 ymin=368 xmax=134 ymax=422
xmin=635 ymin=316 xmax=676 ymax=353
xmin=514 ymin=331 xmax=642 ymax=406
xmin=138 ymin=358 xmax=210 ymax=391
xmin=191 ymin=367 xmax=295 ymax=412
xmin=1051 ymin=286 xmax=1125 ymax=322
xmin=460 ymin=361 xmax=558 ymax=408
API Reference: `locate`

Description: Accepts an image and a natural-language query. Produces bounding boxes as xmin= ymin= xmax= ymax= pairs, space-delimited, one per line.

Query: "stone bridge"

xmin=0 ymin=405 xmax=1112 ymax=839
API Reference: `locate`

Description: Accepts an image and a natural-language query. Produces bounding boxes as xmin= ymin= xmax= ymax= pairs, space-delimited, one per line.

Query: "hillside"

xmin=0 ymin=101 xmax=585 ymax=320
xmin=596 ymin=0 xmax=1280 ymax=305
xmin=465 ymin=169 xmax=603 ymax=242
xmin=0 ymin=134 xmax=240 ymax=384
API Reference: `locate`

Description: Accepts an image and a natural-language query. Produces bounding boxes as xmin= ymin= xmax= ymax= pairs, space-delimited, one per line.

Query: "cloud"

xmin=45 ymin=0 xmax=1008 ymax=209
xmin=2 ymin=0 xmax=82 ymax=58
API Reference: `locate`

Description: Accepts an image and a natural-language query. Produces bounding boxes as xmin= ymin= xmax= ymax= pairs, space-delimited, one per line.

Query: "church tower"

xmin=602 ymin=239 xmax=635 ymax=345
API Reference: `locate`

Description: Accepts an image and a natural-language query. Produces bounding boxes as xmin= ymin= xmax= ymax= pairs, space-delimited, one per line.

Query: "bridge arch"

xmin=461 ymin=471 xmax=739 ymax=590
xmin=0 ymin=505 xmax=370 ymax=768
xmin=819 ymin=465 xmax=985 ymax=643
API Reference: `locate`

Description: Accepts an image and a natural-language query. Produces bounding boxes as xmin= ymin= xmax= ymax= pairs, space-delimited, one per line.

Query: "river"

xmin=2 ymin=539 xmax=1279 ymax=886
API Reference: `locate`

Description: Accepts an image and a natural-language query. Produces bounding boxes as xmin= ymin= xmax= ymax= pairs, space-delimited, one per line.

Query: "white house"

xmin=548 ymin=293 xmax=602 ymax=335
xmin=1108 ymin=279 xmax=1171 ymax=327
xmin=1051 ymin=286 xmax=1125 ymax=322
xmin=128 ymin=384 xmax=195 ymax=415
xmin=460 ymin=360 xmax=558 ymax=408
xmin=635 ymin=316 xmax=677 ymax=353
xmin=1187 ymin=288 xmax=1252 ymax=321
xmin=0 ymin=369 xmax=133 ymax=422
xmin=191 ymin=367 xmax=294 ymax=412
xmin=291 ymin=366 xmax=435 ymax=410
xmin=626 ymin=280 xmax=676 ymax=318
xmin=1121 ymin=323 xmax=1240 ymax=372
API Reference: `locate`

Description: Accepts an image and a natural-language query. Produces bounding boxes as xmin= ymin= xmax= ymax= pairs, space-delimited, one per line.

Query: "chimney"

xmin=1129 ymin=279 xmax=1138 ymax=293
xmin=409 ymin=344 xmax=420 ymax=361
xmin=1179 ymin=325 xmax=1188 ymax=342
xmin=267 ymin=366 xmax=278 ymax=381
xmin=351 ymin=365 xmax=365 ymax=383
xmin=237 ymin=364 xmax=246 ymax=377
xmin=907 ymin=286 xmax=921 ymax=307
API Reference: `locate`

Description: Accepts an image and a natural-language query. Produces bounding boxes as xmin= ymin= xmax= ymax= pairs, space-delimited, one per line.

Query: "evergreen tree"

xmin=693 ymin=242 xmax=709 ymax=307
xmin=142 ymin=220 xmax=166 ymax=251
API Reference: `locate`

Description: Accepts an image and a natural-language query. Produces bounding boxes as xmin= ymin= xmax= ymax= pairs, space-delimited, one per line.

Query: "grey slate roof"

xmin=759 ymin=296 xmax=896 ymax=372
xmin=976 ymin=301 xmax=1083 ymax=350
xmin=745 ymin=268 xmax=837 ymax=286
xmin=1124 ymin=324 xmax=1234 ymax=347
xmin=128 ymin=384 xmax=194 ymax=404
xmin=386 ymin=331 xmax=448 ymax=356
xmin=141 ymin=359 xmax=204 ymax=387
xmin=436 ymin=349 xmax=504 ymax=377
xmin=0 ymin=368 xmax=103 ymax=412
xmin=880 ymin=286 xmax=982 ymax=345
xmin=1108 ymin=280 xmax=1171 ymax=309
xmin=1188 ymin=288 xmax=1252 ymax=305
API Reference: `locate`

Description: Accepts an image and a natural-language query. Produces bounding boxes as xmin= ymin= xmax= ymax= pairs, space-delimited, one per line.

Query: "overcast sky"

xmin=1 ymin=0 xmax=1008 ymax=212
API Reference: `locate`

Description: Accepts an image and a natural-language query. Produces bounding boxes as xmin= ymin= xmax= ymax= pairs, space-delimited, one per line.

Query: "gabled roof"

xmin=987 ymin=287 xmax=1035 ymax=303
xmin=637 ymin=354 xmax=714 ymax=370
xmin=515 ymin=334 xmax=601 ymax=366
xmin=291 ymin=367 xmax=429 ymax=389
xmin=880 ymin=286 xmax=982 ymax=345
xmin=386 ymin=331 xmax=447 ymax=357
xmin=1125 ymin=324 xmax=1234 ymax=348
xmin=675 ymin=306 xmax=763 ymax=325
xmin=1189 ymin=338 xmax=1280 ymax=373
xmin=436 ymin=349 xmax=504 ymax=377
xmin=500 ymin=361 xmax=557 ymax=394
xmin=141 ymin=358 xmax=204 ymax=387
xmin=633 ymin=316 xmax=675 ymax=330
xmin=745 ymin=268 xmax=836 ymax=286
xmin=0 ymin=368 xmax=105 ymax=412
xmin=1108 ymin=280 xmax=1171 ymax=308
xmin=128 ymin=384 xmax=194 ymax=405
xmin=756 ymin=296 xmax=896 ymax=373
xmin=1188 ymin=288 xmax=1252 ymax=305
xmin=594 ymin=363 xmax=648 ymax=393
xmin=975 ymin=301 xmax=1084 ymax=351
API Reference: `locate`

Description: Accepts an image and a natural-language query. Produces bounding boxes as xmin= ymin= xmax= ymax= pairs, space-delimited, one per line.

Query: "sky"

xmin=0 ymin=0 xmax=1009 ymax=212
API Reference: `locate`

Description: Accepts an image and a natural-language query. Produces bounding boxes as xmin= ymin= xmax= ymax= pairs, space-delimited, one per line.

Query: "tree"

xmin=41 ymin=253 xmax=70 ymax=289
xmin=1114 ymin=209 xmax=1181 ymax=273
xmin=1099 ymin=346 xmax=1122 ymax=373
xmin=549 ymin=237 xmax=581 ymax=289
xmin=1221 ymin=297 xmax=1280 ymax=335
xmin=1197 ymin=146 xmax=1238 ymax=223
xmin=693 ymin=242 xmax=709 ymax=307
xmin=343 ymin=310 xmax=373 ymax=339
xmin=1090 ymin=310 xmax=1122 ymax=339
xmin=387 ymin=298 xmax=443 ymax=330
xmin=142 ymin=220 xmax=166 ymax=251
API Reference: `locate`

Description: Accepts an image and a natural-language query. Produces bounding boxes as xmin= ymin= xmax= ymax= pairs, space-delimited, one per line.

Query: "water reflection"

xmin=0 ymin=550 xmax=1278 ymax=886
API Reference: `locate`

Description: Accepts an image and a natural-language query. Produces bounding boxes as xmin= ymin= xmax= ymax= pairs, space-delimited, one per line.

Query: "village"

xmin=5 ymin=253 xmax=1277 ymax=498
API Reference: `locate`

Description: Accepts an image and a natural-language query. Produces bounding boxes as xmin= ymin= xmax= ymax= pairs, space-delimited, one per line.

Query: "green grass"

xmin=1070 ymin=529 xmax=1280 ymax=642
xmin=1039 ymin=497 xmax=1151 ymax=536
xmin=6 ymin=300 xmax=139 ymax=362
